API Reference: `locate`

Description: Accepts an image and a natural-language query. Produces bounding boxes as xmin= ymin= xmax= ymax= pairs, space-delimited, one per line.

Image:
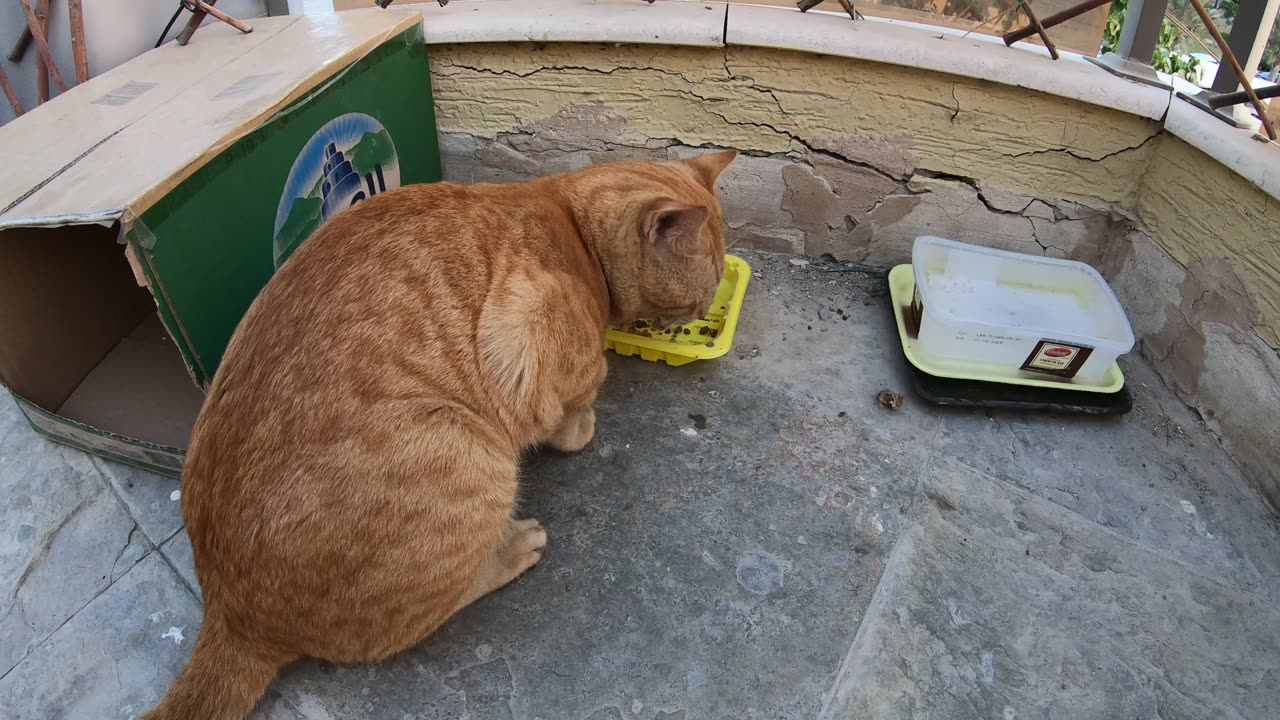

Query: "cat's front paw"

xmin=549 ymin=407 xmax=595 ymax=453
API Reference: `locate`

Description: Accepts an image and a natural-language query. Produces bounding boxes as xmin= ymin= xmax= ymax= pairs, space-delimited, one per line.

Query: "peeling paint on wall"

xmin=1110 ymin=230 xmax=1280 ymax=506
xmin=1139 ymin=136 xmax=1280 ymax=347
xmin=428 ymin=43 xmax=1159 ymax=208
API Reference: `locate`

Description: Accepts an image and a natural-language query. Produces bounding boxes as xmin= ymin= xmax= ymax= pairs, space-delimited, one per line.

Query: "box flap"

xmin=0 ymin=17 xmax=299 ymax=225
xmin=0 ymin=8 xmax=423 ymax=229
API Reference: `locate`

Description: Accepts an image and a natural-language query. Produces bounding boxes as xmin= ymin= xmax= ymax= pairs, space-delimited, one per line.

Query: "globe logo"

xmin=273 ymin=113 xmax=400 ymax=267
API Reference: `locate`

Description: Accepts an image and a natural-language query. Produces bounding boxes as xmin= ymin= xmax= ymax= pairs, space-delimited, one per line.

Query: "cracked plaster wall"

xmin=428 ymin=42 xmax=1156 ymax=266
xmin=425 ymin=42 xmax=1279 ymax=507
xmin=1122 ymin=137 xmax=1280 ymax=504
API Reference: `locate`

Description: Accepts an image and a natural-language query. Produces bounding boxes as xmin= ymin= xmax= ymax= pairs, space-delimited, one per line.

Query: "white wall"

xmin=0 ymin=0 xmax=268 ymax=125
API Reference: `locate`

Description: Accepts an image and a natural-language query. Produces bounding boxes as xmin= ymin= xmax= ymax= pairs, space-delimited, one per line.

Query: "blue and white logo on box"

xmin=273 ymin=113 xmax=400 ymax=267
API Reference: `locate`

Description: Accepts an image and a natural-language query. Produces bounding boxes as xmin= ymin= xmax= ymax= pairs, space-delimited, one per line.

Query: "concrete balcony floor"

xmin=1 ymin=250 xmax=1277 ymax=719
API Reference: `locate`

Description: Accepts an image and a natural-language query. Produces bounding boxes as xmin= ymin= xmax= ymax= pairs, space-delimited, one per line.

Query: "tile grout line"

xmin=156 ymin=526 xmax=202 ymax=605
xmin=85 ymin=456 xmax=200 ymax=603
xmin=88 ymin=455 xmax=149 ymax=548
xmin=97 ymin=457 xmax=203 ymax=605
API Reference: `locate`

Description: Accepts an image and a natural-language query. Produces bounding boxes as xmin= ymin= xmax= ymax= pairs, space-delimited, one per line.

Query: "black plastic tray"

xmin=887 ymin=271 xmax=1133 ymax=415
xmin=902 ymin=351 xmax=1133 ymax=415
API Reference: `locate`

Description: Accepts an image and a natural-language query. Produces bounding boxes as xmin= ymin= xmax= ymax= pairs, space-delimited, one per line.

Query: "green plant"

xmin=1102 ymin=0 xmax=1202 ymax=81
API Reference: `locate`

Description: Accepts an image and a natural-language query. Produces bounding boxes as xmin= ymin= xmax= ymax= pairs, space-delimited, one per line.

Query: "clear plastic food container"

xmin=911 ymin=236 xmax=1135 ymax=385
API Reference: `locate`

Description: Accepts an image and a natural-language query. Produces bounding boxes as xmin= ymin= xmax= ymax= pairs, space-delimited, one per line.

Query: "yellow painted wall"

xmin=428 ymin=41 xmax=1279 ymax=348
xmin=1138 ymin=136 xmax=1280 ymax=346
xmin=428 ymin=43 xmax=1159 ymax=208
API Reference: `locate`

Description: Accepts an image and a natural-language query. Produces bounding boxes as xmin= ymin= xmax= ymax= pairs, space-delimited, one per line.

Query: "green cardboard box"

xmin=0 ymin=9 xmax=441 ymax=476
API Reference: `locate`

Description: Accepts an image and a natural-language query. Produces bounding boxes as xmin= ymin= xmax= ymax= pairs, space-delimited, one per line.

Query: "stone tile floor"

xmin=1 ymin=250 xmax=1277 ymax=719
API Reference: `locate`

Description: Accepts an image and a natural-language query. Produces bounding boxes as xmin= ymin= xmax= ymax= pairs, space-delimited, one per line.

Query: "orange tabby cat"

xmin=142 ymin=150 xmax=736 ymax=720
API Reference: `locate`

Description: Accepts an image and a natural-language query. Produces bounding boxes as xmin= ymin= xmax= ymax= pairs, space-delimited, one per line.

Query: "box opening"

xmin=0 ymin=225 xmax=204 ymax=448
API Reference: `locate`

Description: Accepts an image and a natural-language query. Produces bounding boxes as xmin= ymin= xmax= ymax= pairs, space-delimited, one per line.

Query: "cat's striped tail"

xmin=141 ymin=615 xmax=289 ymax=720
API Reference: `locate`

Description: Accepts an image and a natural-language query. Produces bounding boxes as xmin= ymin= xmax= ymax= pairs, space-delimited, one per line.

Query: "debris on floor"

xmin=877 ymin=389 xmax=905 ymax=409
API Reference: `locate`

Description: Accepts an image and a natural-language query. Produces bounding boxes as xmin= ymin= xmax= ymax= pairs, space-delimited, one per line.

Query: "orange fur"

xmin=141 ymin=150 xmax=737 ymax=720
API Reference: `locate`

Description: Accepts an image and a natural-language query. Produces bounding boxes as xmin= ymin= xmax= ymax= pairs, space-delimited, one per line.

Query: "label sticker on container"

xmin=1022 ymin=340 xmax=1094 ymax=378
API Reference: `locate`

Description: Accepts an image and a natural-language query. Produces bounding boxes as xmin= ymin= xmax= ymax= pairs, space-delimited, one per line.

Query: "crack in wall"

xmin=431 ymin=44 xmax=1259 ymax=325
xmin=703 ymin=107 xmax=904 ymax=185
xmin=434 ymin=43 xmax=1160 ymax=218
xmin=436 ymin=58 xmax=708 ymax=85
xmin=1002 ymin=130 xmax=1160 ymax=164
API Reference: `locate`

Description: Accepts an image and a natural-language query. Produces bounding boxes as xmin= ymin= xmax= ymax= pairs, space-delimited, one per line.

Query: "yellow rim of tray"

xmin=889 ymin=264 xmax=1125 ymax=394
xmin=605 ymin=254 xmax=751 ymax=366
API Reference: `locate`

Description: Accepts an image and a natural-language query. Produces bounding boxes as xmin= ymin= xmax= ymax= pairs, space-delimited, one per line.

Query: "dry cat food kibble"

xmin=605 ymin=254 xmax=752 ymax=366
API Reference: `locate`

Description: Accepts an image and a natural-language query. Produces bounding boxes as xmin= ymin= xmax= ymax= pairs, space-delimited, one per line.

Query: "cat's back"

xmin=232 ymin=177 xmax=585 ymax=353
xmin=185 ymin=177 xmax=603 ymax=470
xmin=281 ymin=179 xmax=576 ymax=288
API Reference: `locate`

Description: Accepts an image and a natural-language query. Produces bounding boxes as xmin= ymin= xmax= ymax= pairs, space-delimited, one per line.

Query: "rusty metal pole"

xmin=1013 ymin=0 xmax=1060 ymax=60
xmin=1003 ymin=0 xmax=1110 ymax=45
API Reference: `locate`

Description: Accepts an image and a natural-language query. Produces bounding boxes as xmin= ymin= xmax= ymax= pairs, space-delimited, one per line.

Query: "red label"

xmin=1021 ymin=339 xmax=1094 ymax=379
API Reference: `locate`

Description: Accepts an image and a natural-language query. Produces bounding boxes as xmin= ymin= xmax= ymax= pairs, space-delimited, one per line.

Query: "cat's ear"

xmin=642 ymin=199 xmax=709 ymax=251
xmin=682 ymin=149 xmax=738 ymax=190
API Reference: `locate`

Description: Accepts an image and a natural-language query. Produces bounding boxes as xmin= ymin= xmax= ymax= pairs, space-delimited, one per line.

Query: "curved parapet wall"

xmin=411 ymin=0 xmax=1280 ymax=507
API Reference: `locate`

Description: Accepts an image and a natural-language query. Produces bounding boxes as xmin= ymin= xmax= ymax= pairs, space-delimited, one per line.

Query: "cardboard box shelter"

xmin=0 ymin=9 xmax=442 ymax=476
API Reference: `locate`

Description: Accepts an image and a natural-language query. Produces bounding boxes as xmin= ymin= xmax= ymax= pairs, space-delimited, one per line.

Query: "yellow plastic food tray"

xmin=605 ymin=254 xmax=751 ymax=366
xmin=889 ymin=265 xmax=1124 ymax=393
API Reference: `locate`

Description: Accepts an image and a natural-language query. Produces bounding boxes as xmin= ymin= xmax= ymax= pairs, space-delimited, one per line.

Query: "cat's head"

xmin=584 ymin=150 xmax=737 ymax=327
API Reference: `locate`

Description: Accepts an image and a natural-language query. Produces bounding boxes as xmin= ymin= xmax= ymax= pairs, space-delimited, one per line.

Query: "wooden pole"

xmin=177 ymin=0 xmax=215 ymax=46
xmin=0 ymin=63 xmax=25 ymax=117
xmin=68 ymin=0 xmax=89 ymax=83
xmin=16 ymin=0 xmax=67 ymax=92
xmin=198 ymin=2 xmax=254 ymax=34
xmin=35 ymin=0 xmax=50 ymax=103
xmin=1185 ymin=0 xmax=1276 ymax=141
